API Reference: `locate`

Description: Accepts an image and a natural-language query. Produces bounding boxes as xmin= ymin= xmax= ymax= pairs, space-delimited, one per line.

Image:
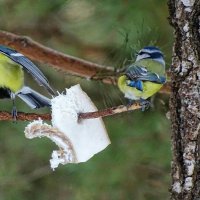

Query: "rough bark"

xmin=168 ymin=0 xmax=200 ymax=199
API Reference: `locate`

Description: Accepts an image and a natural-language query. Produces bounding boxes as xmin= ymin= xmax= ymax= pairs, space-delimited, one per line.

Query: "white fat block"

xmin=25 ymin=84 xmax=111 ymax=170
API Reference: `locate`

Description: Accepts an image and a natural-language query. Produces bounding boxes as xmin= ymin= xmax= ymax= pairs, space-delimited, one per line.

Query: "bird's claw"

xmin=139 ymin=99 xmax=151 ymax=111
xmin=126 ymin=99 xmax=135 ymax=109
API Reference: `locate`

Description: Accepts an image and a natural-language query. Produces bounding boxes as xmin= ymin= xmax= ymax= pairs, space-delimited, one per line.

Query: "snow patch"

xmin=181 ymin=0 xmax=194 ymax=12
xmin=172 ymin=181 xmax=182 ymax=193
xmin=188 ymin=55 xmax=195 ymax=61
xmin=183 ymin=142 xmax=195 ymax=188
xmin=181 ymin=0 xmax=195 ymax=7
xmin=184 ymin=160 xmax=195 ymax=176
xmin=184 ymin=177 xmax=193 ymax=191
xmin=183 ymin=23 xmax=189 ymax=32
xmin=183 ymin=23 xmax=190 ymax=37
xmin=185 ymin=7 xmax=192 ymax=12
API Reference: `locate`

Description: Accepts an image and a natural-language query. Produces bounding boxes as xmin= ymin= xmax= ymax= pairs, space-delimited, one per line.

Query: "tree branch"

xmin=0 ymin=30 xmax=114 ymax=83
xmin=78 ymin=102 xmax=141 ymax=119
xmin=0 ymin=30 xmax=170 ymax=93
xmin=0 ymin=111 xmax=51 ymax=121
xmin=0 ymin=103 xmax=141 ymax=121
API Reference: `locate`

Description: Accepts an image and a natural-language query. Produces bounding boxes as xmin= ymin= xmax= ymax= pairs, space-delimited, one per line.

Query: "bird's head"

xmin=136 ymin=46 xmax=165 ymax=66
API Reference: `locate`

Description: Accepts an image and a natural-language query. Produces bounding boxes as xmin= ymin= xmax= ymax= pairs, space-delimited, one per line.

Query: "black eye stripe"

xmin=138 ymin=51 xmax=147 ymax=55
xmin=150 ymin=52 xmax=164 ymax=58
xmin=138 ymin=51 xmax=163 ymax=58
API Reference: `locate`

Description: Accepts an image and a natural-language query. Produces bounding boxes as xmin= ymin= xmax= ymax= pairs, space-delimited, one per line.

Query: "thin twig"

xmin=0 ymin=111 xmax=51 ymax=121
xmin=78 ymin=102 xmax=141 ymax=119
xmin=0 ymin=103 xmax=141 ymax=121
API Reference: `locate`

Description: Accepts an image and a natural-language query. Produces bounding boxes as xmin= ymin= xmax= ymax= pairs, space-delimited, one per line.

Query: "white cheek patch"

xmin=136 ymin=53 xmax=150 ymax=61
xmin=154 ymin=57 xmax=165 ymax=66
xmin=140 ymin=49 xmax=162 ymax=54
xmin=10 ymin=53 xmax=24 ymax=57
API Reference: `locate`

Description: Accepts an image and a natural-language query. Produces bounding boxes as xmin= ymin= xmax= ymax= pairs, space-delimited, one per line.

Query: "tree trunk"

xmin=168 ymin=0 xmax=200 ymax=199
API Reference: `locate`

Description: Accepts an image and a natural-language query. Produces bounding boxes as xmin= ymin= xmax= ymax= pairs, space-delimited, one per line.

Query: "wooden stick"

xmin=0 ymin=111 xmax=51 ymax=121
xmin=0 ymin=103 xmax=141 ymax=121
xmin=78 ymin=103 xmax=141 ymax=119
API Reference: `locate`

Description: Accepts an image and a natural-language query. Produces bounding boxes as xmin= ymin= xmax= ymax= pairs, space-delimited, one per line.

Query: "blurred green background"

xmin=0 ymin=0 xmax=173 ymax=199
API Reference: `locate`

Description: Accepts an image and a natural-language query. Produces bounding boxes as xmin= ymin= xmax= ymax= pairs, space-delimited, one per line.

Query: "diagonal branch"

xmin=0 ymin=103 xmax=141 ymax=121
xmin=0 ymin=30 xmax=171 ymax=93
xmin=0 ymin=30 xmax=114 ymax=83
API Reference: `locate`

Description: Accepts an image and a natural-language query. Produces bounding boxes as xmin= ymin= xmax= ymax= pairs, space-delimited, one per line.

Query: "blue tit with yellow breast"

xmin=0 ymin=45 xmax=56 ymax=118
xmin=118 ymin=46 xmax=166 ymax=109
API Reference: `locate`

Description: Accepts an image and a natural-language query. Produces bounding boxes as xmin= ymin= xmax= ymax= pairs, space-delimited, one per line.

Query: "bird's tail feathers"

xmin=17 ymin=86 xmax=51 ymax=109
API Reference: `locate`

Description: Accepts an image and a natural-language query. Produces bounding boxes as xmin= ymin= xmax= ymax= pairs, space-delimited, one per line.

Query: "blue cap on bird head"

xmin=136 ymin=46 xmax=165 ymax=65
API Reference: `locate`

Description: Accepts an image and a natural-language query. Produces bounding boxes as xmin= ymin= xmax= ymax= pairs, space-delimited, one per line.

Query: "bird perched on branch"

xmin=0 ymin=45 xmax=56 ymax=118
xmin=118 ymin=46 xmax=166 ymax=110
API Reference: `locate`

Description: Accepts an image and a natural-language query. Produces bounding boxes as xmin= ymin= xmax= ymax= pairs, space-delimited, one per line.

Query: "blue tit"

xmin=0 ymin=45 xmax=56 ymax=118
xmin=118 ymin=46 xmax=166 ymax=108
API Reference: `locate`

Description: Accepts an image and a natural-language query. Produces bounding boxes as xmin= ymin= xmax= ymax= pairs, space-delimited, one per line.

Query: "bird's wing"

xmin=125 ymin=65 xmax=166 ymax=84
xmin=0 ymin=45 xmax=55 ymax=95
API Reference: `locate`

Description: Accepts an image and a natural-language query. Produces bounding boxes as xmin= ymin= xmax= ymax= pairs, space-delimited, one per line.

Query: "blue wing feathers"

xmin=125 ymin=65 xmax=166 ymax=84
xmin=127 ymin=80 xmax=143 ymax=91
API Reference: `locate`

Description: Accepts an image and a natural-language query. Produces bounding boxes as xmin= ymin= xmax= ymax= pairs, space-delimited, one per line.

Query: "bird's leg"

xmin=10 ymin=93 xmax=17 ymax=120
xmin=12 ymin=100 xmax=17 ymax=120
xmin=139 ymin=98 xmax=151 ymax=111
xmin=126 ymin=99 xmax=135 ymax=109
